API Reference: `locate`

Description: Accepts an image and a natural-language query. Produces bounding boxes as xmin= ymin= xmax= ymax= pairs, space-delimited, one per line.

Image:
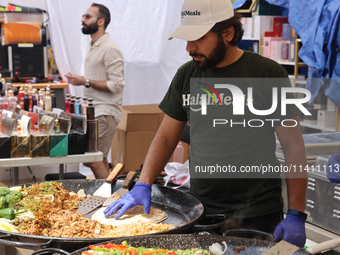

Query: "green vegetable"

xmin=0 ymin=208 xmax=15 ymax=220
xmin=0 ymin=197 xmax=6 ymax=209
xmin=122 ymin=241 xmax=128 ymax=246
xmin=0 ymin=187 xmax=10 ymax=197
xmin=4 ymin=191 xmax=23 ymax=208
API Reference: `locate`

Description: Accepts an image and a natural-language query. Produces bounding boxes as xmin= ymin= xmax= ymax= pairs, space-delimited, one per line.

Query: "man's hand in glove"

xmin=273 ymin=214 xmax=306 ymax=247
xmin=103 ymin=183 xmax=151 ymax=219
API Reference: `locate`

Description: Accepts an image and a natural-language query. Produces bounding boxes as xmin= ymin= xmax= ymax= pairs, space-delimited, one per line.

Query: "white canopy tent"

xmin=0 ymin=0 xmax=187 ymax=177
xmin=1 ymin=0 xmax=187 ymax=105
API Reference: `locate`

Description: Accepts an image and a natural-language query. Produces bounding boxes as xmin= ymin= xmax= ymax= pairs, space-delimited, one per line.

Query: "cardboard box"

xmin=270 ymin=40 xmax=279 ymax=61
xmin=281 ymin=41 xmax=289 ymax=61
xmin=289 ymin=40 xmax=296 ymax=62
xmin=11 ymin=134 xmax=31 ymax=158
xmin=290 ymin=27 xmax=298 ymax=41
xmin=50 ymin=133 xmax=68 ymax=157
xmin=111 ymin=104 xmax=189 ymax=173
xmin=282 ymin=23 xmax=290 ymax=41
xmin=253 ymin=15 xmax=273 ymax=39
xmin=241 ymin=17 xmax=253 ymax=38
xmin=273 ymin=17 xmax=288 ymax=37
xmin=68 ymin=131 xmax=85 ymax=155
xmin=30 ymin=132 xmax=50 ymax=157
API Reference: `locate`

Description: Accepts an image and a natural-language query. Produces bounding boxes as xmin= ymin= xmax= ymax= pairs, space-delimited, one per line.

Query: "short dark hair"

xmin=210 ymin=14 xmax=244 ymax=46
xmin=91 ymin=3 xmax=111 ymax=30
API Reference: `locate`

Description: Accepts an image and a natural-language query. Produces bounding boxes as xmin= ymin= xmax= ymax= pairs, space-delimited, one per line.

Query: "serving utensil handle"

xmin=105 ymin=163 xmax=124 ymax=183
xmin=122 ymin=171 xmax=138 ymax=189
xmin=306 ymin=237 xmax=340 ymax=254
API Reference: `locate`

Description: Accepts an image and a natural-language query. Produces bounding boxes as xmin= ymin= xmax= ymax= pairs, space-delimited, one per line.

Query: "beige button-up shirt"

xmin=84 ymin=33 xmax=125 ymax=123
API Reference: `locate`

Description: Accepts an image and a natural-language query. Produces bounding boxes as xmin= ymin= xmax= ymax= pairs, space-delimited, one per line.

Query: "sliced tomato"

xmin=129 ymin=248 xmax=138 ymax=255
xmin=116 ymin=245 xmax=128 ymax=249
xmin=167 ymin=252 xmax=176 ymax=255
xmin=104 ymin=243 xmax=116 ymax=247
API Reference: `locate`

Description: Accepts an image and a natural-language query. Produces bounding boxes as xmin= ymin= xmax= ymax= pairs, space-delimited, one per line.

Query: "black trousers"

xmin=221 ymin=210 xmax=283 ymax=235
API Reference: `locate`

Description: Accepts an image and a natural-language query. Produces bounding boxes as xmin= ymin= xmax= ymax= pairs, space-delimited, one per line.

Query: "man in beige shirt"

xmin=66 ymin=3 xmax=125 ymax=179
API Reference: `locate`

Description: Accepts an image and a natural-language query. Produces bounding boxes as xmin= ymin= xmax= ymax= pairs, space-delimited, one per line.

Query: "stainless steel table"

xmin=0 ymin=151 xmax=103 ymax=185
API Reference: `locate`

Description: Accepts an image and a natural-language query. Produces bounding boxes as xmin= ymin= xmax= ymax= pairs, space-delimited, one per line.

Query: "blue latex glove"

xmin=104 ymin=183 xmax=151 ymax=219
xmin=327 ymin=154 xmax=340 ymax=183
xmin=273 ymin=214 xmax=306 ymax=247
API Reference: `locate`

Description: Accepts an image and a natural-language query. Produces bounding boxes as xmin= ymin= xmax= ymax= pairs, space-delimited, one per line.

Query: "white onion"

xmin=209 ymin=241 xmax=227 ymax=255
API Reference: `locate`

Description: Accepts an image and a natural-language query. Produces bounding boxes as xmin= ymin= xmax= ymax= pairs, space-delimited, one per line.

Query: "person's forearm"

xmin=137 ymin=115 xmax=187 ymax=185
xmin=285 ymin=151 xmax=307 ymax=212
xmin=138 ymin=132 xmax=179 ymax=185
xmin=87 ymin=79 xmax=111 ymax=92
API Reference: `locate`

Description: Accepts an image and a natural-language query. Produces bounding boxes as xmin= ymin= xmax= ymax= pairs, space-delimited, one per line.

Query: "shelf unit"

xmin=242 ymin=34 xmax=340 ymax=132
xmin=291 ymin=39 xmax=339 ymax=132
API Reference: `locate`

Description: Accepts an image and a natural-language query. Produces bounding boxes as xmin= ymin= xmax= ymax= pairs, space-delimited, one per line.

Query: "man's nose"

xmin=186 ymin=41 xmax=197 ymax=53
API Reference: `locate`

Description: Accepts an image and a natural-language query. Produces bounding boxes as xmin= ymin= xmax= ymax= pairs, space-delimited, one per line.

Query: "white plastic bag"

xmin=163 ymin=160 xmax=190 ymax=189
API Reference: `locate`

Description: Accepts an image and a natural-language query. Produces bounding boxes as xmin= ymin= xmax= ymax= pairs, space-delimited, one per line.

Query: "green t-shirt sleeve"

xmin=159 ymin=66 xmax=188 ymax=121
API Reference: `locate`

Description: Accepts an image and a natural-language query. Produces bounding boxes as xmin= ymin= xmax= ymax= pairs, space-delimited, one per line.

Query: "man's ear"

xmin=222 ymin=26 xmax=234 ymax=42
xmin=98 ymin=18 xmax=105 ymax=27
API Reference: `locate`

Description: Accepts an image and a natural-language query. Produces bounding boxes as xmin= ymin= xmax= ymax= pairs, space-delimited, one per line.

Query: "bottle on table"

xmin=19 ymin=98 xmax=24 ymax=110
xmin=18 ymin=87 xmax=25 ymax=104
xmin=69 ymin=96 xmax=75 ymax=113
xmin=42 ymin=87 xmax=46 ymax=99
xmin=7 ymin=90 xmax=16 ymax=111
xmin=45 ymin=90 xmax=52 ymax=112
xmin=86 ymin=98 xmax=95 ymax=120
xmin=2 ymin=97 xmax=8 ymax=110
xmin=81 ymin=97 xmax=88 ymax=117
xmin=24 ymin=89 xmax=29 ymax=111
xmin=75 ymin=96 xmax=82 ymax=115
xmin=54 ymin=119 xmax=60 ymax=133
xmin=38 ymin=92 xmax=44 ymax=110
xmin=32 ymin=89 xmax=38 ymax=109
xmin=65 ymin=94 xmax=71 ymax=112
xmin=0 ymin=98 xmax=5 ymax=111
xmin=51 ymin=90 xmax=56 ymax=109
xmin=28 ymin=89 xmax=32 ymax=112
xmin=39 ymin=88 xmax=45 ymax=103
xmin=17 ymin=119 xmax=21 ymax=135
xmin=34 ymin=122 xmax=39 ymax=132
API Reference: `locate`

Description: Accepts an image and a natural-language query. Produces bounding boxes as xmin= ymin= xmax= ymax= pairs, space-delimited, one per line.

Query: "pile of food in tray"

xmin=81 ymin=241 xmax=227 ymax=255
xmin=0 ymin=181 xmax=174 ymax=238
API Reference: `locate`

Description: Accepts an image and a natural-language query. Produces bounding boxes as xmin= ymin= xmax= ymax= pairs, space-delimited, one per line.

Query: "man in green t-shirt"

xmin=105 ymin=0 xmax=307 ymax=248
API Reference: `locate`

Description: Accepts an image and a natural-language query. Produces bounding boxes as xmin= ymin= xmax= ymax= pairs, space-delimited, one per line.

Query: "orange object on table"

xmin=2 ymin=22 xmax=41 ymax=45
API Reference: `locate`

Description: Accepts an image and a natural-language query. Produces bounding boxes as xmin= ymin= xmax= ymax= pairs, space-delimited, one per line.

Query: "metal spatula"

xmin=76 ymin=163 xmax=124 ymax=215
xmin=102 ymin=170 xmax=138 ymax=206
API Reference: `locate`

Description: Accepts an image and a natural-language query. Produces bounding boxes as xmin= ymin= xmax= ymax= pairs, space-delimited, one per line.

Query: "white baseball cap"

xmin=169 ymin=0 xmax=235 ymax=41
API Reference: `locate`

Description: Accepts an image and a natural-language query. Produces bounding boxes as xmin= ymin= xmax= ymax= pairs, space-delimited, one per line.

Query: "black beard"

xmin=190 ymin=35 xmax=227 ymax=72
xmin=82 ymin=22 xmax=99 ymax=35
